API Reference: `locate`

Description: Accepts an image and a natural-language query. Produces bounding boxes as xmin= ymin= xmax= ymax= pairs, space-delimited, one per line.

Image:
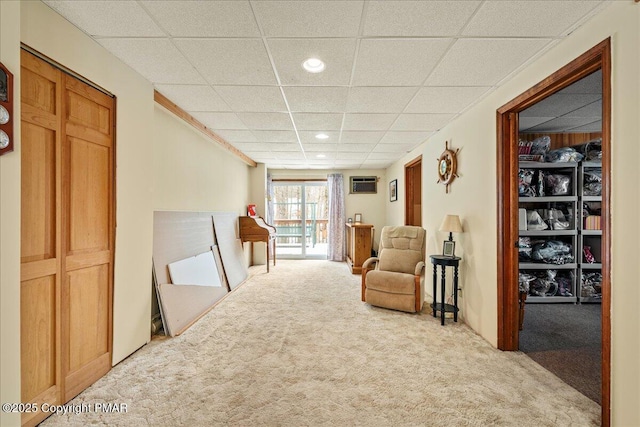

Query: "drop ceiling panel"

xmin=245 ymin=152 xmax=277 ymax=160
xmin=563 ymin=100 xmax=602 ymax=118
xmin=525 ymin=117 xmax=599 ymax=133
xmin=518 ymin=116 xmax=555 ymax=131
xmin=342 ymin=114 xmax=398 ymax=131
xmin=268 ymin=39 xmax=357 ymax=86
xmin=215 ymin=130 xmax=258 ymax=143
xmin=426 ymin=38 xmax=551 ymax=86
xmin=155 ymin=85 xmax=230 ymax=112
xmin=251 ymin=1 xmax=364 ymax=37
xmin=379 ymin=131 xmax=432 ymax=145
xmin=263 ymin=143 xmax=301 ymax=152
xmin=346 ymin=87 xmax=418 ymax=113
xmin=353 ymin=39 xmax=451 ymax=86
xmin=462 ymin=1 xmax=601 ymax=37
xmin=520 ymin=94 xmax=601 ymax=117
xmin=390 ymin=114 xmax=455 ymax=132
xmin=175 ymin=39 xmax=276 ymax=85
xmin=214 ymin=86 xmax=287 ymax=112
xmin=566 ymin=120 xmax=602 ymax=133
xmin=292 ymin=113 xmax=344 ymax=131
xmin=340 ymin=132 xmax=385 ymax=144
xmin=372 ymin=143 xmax=417 ymax=153
xmin=367 ymin=152 xmax=403 ymax=161
xmin=189 ymin=112 xmax=248 ymax=130
xmin=297 ymin=131 xmax=341 ymax=144
xmin=141 ymin=1 xmax=261 ymax=37
xmin=405 ymin=86 xmax=491 ymax=114
xmin=337 ymin=152 xmax=366 ymax=160
xmin=97 ymin=38 xmax=205 ymax=84
xmin=558 ymin=70 xmax=602 ymax=94
xmin=302 ymin=143 xmax=338 ymax=152
xmin=44 ymin=1 xmax=165 ymax=37
xmin=230 ymin=143 xmax=272 ymax=152
xmin=236 ymin=113 xmax=294 ymax=130
xmin=363 ymin=1 xmax=481 ymax=37
xmin=252 ymin=131 xmax=298 ymax=143
xmin=284 ymin=87 xmax=349 ymax=113
xmin=337 ymin=143 xmax=377 ymax=153
xmin=274 ymin=151 xmax=306 ymax=160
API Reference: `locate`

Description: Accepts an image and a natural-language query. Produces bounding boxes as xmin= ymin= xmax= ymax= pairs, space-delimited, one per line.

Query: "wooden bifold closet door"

xmin=20 ymin=50 xmax=115 ymax=427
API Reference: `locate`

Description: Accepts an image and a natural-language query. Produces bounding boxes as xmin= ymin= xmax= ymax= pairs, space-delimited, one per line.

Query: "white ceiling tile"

xmin=373 ymin=144 xmax=417 ymax=153
xmin=215 ymin=130 xmax=258 ymax=143
xmin=298 ymin=131 xmax=341 ymax=145
xmin=189 ymin=112 xmax=248 ymax=130
xmin=252 ymin=1 xmax=364 ymax=37
xmin=155 ymin=85 xmax=229 ymax=111
xmin=426 ymin=38 xmax=551 ymax=86
xmin=526 ymin=117 xmax=600 ymax=133
xmin=302 ymin=144 xmax=338 ymax=152
xmin=379 ymin=131 xmax=432 ymax=145
xmin=334 ymin=160 xmax=363 ymax=167
xmin=361 ymin=160 xmax=392 ymax=168
xmin=520 ymin=94 xmax=601 ymax=117
xmin=340 ymin=132 xmax=385 ymax=144
xmin=275 ymin=151 xmax=306 ymax=160
xmin=214 ymin=86 xmax=287 ymax=112
xmin=268 ymin=38 xmax=356 ymax=86
xmin=292 ymin=113 xmax=344 ymax=131
xmin=231 ymin=143 xmax=272 ymax=152
xmin=141 ymin=1 xmax=260 ymax=37
xmin=346 ymin=87 xmax=418 ymax=113
xmin=364 ymin=1 xmax=481 ymax=37
xmin=337 ymin=152 xmax=366 ymax=160
xmin=342 ymin=114 xmax=398 ymax=131
xmin=252 ymin=131 xmax=298 ymax=143
xmin=284 ymin=87 xmax=349 ymax=113
xmin=367 ymin=152 xmax=403 ymax=161
xmin=563 ymin=100 xmax=602 ymax=118
xmin=566 ymin=120 xmax=602 ymax=133
xmin=44 ymin=1 xmax=165 ymax=37
xmin=558 ymin=70 xmax=602 ymax=94
xmin=97 ymin=38 xmax=205 ymax=84
xmin=518 ymin=117 xmax=555 ymax=131
xmin=462 ymin=1 xmax=602 ymax=37
xmin=353 ymin=39 xmax=451 ymax=86
xmin=237 ymin=113 xmax=293 ymax=130
xmin=390 ymin=114 xmax=454 ymax=132
xmin=337 ymin=144 xmax=376 ymax=153
xmin=245 ymin=151 xmax=277 ymax=159
xmin=307 ymin=152 xmax=337 ymax=160
xmin=264 ymin=143 xmax=301 ymax=152
xmin=175 ymin=39 xmax=276 ymax=85
xmin=405 ymin=87 xmax=492 ymax=114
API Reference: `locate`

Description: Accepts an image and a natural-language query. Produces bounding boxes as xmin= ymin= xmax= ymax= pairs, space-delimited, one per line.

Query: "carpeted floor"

xmin=42 ymin=260 xmax=600 ymax=426
xmin=519 ymin=303 xmax=602 ymax=404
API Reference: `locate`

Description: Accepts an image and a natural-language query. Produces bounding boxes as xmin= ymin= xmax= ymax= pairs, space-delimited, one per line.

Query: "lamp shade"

xmin=439 ymin=215 xmax=463 ymax=233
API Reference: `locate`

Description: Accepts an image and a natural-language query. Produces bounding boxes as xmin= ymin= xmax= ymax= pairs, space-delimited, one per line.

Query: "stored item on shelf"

xmin=573 ymin=138 xmax=602 ymax=161
xmin=518 ymin=237 xmax=533 ymax=261
xmin=583 ymin=169 xmax=602 ymax=196
xmin=519 ymin=208 xmax=527 ymax=231
xmin=536 ymin=169 xmax=545 ymax=196
xmin=527 ymin=210 xmax=548 ymax=230
xmin=556 ymin=273 xmax=573 ymax=297
xmin=518 ymin=168 xmax=536 ymax=197
xmin=581 ymin=272 xmax=603 ymax=298
xmin=518 ymin=272 xmax=536 ymax=293
xmin=530 ymin=136 xmax=551 ymax=155
xmin=583 ymin=246 xmax=596 ymax=263
xmin=531 ymin=239 xmax=574 ymax=265
xmin=547 ymin=208 xmax=570 ymax=230
xmin=545 ymin=146 xmax=584 ymax=163
xmin=529 ymin=269 xmax=559 ymax=297
xmin=584 ymin=215 xmax=601 ymax=230
xmin=544 ymin=173 xmax=571 ymax=196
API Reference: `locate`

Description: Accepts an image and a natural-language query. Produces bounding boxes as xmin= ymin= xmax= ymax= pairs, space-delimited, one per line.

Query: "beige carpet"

xmin=42 ymin=260 xmax=600 ymax=426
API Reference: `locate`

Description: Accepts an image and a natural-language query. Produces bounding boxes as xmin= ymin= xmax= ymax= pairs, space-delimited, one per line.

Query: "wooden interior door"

xmin=405 ymin=156 xmax=422 ymax=226
xmin=20 ymin=49 xmax=115 ymax=426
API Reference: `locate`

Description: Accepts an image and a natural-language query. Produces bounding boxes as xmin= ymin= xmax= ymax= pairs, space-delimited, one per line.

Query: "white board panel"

xmin=212 ymin=213 xmax=248 ymax=290
xmin=168 ymin=250 xmax=222 ymax=287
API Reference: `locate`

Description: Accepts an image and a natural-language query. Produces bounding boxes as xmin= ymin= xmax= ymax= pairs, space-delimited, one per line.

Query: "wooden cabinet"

xmin=346 ymin=223 xmax=373 ymax=274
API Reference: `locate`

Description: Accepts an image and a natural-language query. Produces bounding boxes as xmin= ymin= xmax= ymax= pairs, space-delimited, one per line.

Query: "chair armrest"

xmin=414 ymin=261 xmax=425 ymax=276
xmin=362 ymin=257 xmax=379 ymax=270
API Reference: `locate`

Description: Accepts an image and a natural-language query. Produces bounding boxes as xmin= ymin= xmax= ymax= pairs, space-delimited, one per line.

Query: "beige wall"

xmin=387 ymin=2 xmax=639 ymax=425
xmin=0 ymin=2 xmax=22 ymax=427
xmin=268 ymin=169 xmax=387 ymax=249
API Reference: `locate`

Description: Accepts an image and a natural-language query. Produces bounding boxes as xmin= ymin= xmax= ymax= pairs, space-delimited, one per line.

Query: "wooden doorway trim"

xmin=496 ymin=38 xmax=611 ymax=425
xmin=404 ymin=156 xmax=422 ymax=226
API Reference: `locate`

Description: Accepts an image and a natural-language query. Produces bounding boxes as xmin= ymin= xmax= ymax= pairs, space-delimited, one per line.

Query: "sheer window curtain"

xmin=327 ymin=174 xmax=346 ymax=261
xmin=266 ymin=173 xmax=274 ymax=226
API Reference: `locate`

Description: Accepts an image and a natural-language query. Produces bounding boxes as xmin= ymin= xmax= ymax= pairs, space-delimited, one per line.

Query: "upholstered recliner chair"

xmin=361 ymin=225 xmax=426 ymax=313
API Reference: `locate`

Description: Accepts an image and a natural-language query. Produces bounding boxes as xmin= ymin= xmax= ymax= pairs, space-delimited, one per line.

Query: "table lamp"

xmin=439 ymin=214 xmax=463 ymax=256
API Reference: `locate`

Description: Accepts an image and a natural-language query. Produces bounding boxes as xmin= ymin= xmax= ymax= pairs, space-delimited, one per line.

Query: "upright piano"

xmin=238 ymin=216 xmax=277 ymax=272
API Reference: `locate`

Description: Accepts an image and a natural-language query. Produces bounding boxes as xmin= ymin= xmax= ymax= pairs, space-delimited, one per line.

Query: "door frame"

xmin=496 ymin=39 xmax=611 ymax=424
xmin=404 ymin=156 xmax=422 ymax=226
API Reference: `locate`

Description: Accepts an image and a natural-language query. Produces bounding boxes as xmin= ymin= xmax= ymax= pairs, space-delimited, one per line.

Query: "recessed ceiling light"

xmin=316 ymin=154 xmax=326 ymax=158
xmin=315 ymin=133 xmax=329 ymax=140
xmin=302 ymin=58 xmax=325 ymax=73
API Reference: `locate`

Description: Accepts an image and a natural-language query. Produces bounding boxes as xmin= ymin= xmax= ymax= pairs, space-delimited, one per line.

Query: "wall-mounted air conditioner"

xmin=350 ymin=176 xmax=377 ymax=194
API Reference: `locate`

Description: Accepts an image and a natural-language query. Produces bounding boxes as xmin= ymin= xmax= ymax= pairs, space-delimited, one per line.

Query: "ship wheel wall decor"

xmin=436 ymin=141 xmax=459 ymax=193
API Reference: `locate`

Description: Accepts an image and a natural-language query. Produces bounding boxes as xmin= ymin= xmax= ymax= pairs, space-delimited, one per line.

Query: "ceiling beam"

xmin=154 ymin=90 xmax=257 ymax=168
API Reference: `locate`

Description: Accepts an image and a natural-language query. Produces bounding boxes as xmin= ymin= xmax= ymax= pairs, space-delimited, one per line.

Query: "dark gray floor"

xmin=519 ymin=303 xmax=601 ymax=404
